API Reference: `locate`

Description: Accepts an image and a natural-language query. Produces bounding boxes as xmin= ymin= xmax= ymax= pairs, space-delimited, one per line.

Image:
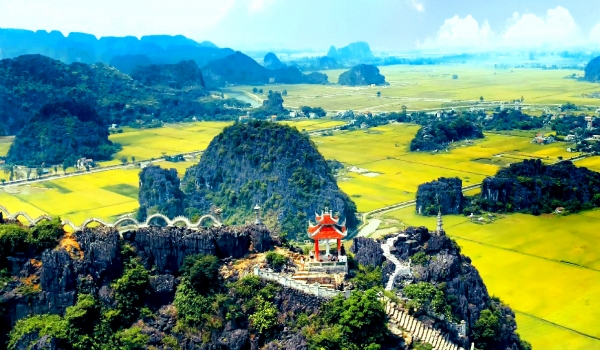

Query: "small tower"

xmin=586 ymin=116 xmax=593 ymax=130
xmin=254 ymin=204 xmax=262 ymax=225
xmin=436 ymin=208 xmax=444 ymax=233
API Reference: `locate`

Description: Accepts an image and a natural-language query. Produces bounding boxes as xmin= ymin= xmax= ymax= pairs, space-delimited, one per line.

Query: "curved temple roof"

xmin=308 ymin=209 xmax=347 ymax=240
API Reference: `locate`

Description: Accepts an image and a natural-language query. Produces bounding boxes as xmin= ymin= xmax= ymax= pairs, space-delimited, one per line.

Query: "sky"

xmin=1 ymin=0 xmax=600 ymax=52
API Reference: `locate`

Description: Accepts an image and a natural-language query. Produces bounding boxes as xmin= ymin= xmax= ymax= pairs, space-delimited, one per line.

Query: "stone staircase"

xmin=384 ymin=298 xmax=466 ymax=350
xmin=254 ymin=266 xmax=469 ymax=350
xmin=381 ymin=234 xmax=411 ymax=291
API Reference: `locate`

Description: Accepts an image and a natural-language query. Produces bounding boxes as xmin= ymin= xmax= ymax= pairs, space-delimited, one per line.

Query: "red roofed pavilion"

xmin=308 ymin=208 xmax=347 ymax=261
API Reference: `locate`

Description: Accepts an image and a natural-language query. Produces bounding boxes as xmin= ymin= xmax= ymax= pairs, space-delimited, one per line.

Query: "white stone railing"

xmin=0 ymin=204 xmax=222 ymax=231
xmin=253 ymin=266 xmax=350 ymax=299
xmin=383 ymin=297 xmax=469 ymax=350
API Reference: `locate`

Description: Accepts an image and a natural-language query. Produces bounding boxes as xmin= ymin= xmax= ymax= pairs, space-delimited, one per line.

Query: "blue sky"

xmin=1 ymin=0 xmax=599 ymax=51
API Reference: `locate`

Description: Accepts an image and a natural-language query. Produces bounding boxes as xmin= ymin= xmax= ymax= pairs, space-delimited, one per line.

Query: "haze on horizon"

xmin=1 ymin=0 xmax=600 ymax=52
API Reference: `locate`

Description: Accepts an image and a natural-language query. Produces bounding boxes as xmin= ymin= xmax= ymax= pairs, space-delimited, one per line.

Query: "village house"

xmin=531 ymin=133 xmax=555 ymax=145
xmin=565 ymin=134 xmax=577 ymax=142
xmin=76 ymin=158 xmax=93 ymax=170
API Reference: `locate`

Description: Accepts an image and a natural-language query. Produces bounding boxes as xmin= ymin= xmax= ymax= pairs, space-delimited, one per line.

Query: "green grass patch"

xmin=41 ymin=182 xmax=73 ymax=194
xmin=101 ymin=184 xmax=139 ymax=199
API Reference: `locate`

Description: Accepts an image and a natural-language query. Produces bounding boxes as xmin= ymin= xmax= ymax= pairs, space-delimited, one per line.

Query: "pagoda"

xmin=307 ymin=208 xmax=347 ymax=261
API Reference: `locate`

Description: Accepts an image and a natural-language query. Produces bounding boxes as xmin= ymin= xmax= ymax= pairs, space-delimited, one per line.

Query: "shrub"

xmin=180 ymin=254 xmax=220 ymax=294
xmin=349 ymin=264 xmax=382 ymax=291
xmin=249 ymin=296 xmax=278 ymax=335
xmin=265 ymin=251 xmax=288 ymax=271
xmin=8 ymin=314 xmax=68 ymax=349
xmin=116 ymin=327 xmax=149 ymax=349
xmin=402 ymin=282 xmax=451 ymax=319
xmin=411 ymin=251 xmax=430 ymax=266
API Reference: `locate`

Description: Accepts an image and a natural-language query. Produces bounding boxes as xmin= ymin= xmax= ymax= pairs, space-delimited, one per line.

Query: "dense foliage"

xmin=6 ymin=99 xmax=121 ymax=166
xmin=402 ymin=282 xmax=452 ymax=319
xmin=0 ymin=54 xmax=249 ymax=136
xmin=480 ymin=159 xmax=600 ymax=214
xmin=183 ymin=120 xmax=358 ymax=239
xmin=300 ymin=106 xmax=327 ymax=118
xmin=305 ymin=288 xmax=388 ymax=350
xmin=338 ymin=64 xmax=386 ymax=86
xmin=410 ymin=117 xmax=484 ymax=152
xmin=252 ymin=91 xmax=286 ymax=119
xmin=0 ymin=217 xmax=63 ymax=262
xmin=129 ymin=60 xmax=205 ymax=88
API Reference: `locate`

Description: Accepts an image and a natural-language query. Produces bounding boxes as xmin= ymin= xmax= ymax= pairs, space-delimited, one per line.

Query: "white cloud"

xmin=502 ymin=6 xmax=582 ymax=47
xmin=410 ymin=0 xmax=424 ymax=13
xmin=432 ymin=15 xmax=493 ymax=48
xmin=590 ymin=22 xmax=600 ymax=44
xmin=0 ymin=0 xmax=235 ymax=38
xmin=423 ymin=6 xmax=588 ymax=51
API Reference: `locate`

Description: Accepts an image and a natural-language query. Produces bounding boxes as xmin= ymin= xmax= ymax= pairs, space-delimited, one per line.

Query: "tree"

xmin=36 ymin=167 xmax=43 ymax=178
xmin=521 ymin=95 xmax=524 ymax=102
xmin=26 ymin=168 xmax=32 ymax=180
xmin=401 ymin=105 xmax=407 ymax=114
xmin=180 ymin=254 xmax=220 ymax=294
xmin=258 ymin=88 xmax=263 ymax=94
xmin=452 ymin=74 xmax=458 ymax=79
xmin=480 ymin=96 xmax=484 ymax=101
xmin=53 ymin=165 xmax=58 ymax=174
xmin=1 ymin=179 xmax=5 ymax=185
xmin=472 ymin=308 xmax=501 ymax=349
xmin=131 ymin=156 xmax=136 ymax=163
xmin=252 ymin=87 xmax=258 ymax=93
xmin=282 ymin=89 xmax=288 ymax=96
xmin=62 ymin=162 xmax=68 ymax=175
xmin=120 ymin=156 xmax=128 ymax=165
xmin=376 ymin=91 xmax=381 ymax=97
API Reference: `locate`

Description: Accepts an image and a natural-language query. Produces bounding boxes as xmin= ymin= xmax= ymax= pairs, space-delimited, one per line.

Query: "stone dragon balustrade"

xmin=0 ymin=204 xmax=222 ymax=231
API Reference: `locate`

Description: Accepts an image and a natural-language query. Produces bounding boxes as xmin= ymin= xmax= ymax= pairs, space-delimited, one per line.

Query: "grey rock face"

xmin=416 ymin=177 xmax=464 ymax=215
xmin=127 ymin=224 xmax=272 ymax=274
xmin=350 ymin=237 xmax=384 ymax=266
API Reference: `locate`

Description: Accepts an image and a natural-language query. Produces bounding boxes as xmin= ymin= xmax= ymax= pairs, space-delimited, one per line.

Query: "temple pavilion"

xmin=307 ymin=208 xmax=347 ymax=262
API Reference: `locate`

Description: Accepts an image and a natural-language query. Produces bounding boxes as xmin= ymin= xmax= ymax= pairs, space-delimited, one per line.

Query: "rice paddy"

xmin=235 ymin=65 xmax=600 ymax=112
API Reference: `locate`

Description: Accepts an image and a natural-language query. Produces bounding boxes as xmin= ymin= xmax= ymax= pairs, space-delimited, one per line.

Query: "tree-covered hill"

xmin=6 ymin=99 xmax=121 ymax=166
xmin=0 ymin=54 xmax=249 ymax=136
xmin=202 ymin=51 xmax=328 ymax=88
xmin=263 ymin=52 xmax=286 ymax=69
xmin=327 ymin=41 xmax=374 ymax=62
xmin=481 ymin=159 xmax=600 ymax=214
xmin=584 ymin=55 xmax=600 ymax=82
xmin=338 ymin=64 xmax=386 ymax=86
xmin=183 ymin=120 xmax=358 ymax=239
xmin=410 ymin=117 xmax=484 ymax=152
xmin=129 ymin=60 xmax=205 ymax=89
